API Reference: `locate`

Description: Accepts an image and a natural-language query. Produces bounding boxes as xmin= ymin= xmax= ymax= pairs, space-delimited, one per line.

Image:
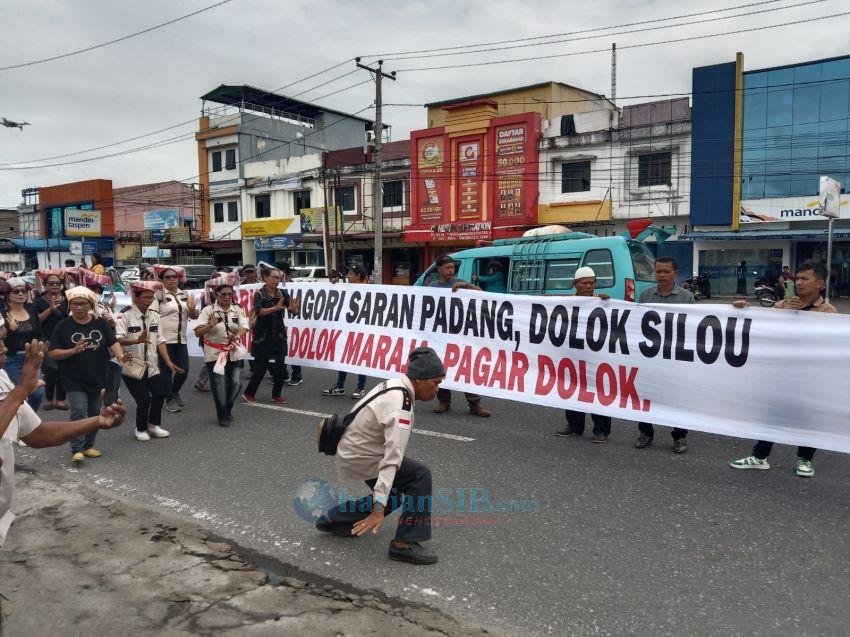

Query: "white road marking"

xmin=411 ymin=429 xmax=475 ymax=442
xmin=245 ymin=402 xmax=331 ymax=418
xmin=244 ymin=402 xmax=475 ymax=442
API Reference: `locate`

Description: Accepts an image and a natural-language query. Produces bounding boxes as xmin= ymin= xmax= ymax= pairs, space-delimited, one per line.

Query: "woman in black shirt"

xmin=2 ymin=277 xmax=43 ymax=410
xmin=33 ymin=271 xmax=69 ymax=410
xmin=242 ymin=267 xmax=299 ymax=404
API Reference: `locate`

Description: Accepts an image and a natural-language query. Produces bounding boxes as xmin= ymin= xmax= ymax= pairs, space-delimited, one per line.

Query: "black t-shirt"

xmin=3 ymin=307 xmax=43 ymax=356
xmin=49 ymin=316 xmax=117 ymax=393
xmin=33 ymin=294 xmax=69 ymax=338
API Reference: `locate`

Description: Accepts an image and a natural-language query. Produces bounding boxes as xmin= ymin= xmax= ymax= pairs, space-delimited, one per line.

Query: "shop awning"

xmin=0 ymin=238 xmax=72 ymax=251
xmin=680 ymin=228 xmax=850 ymax=241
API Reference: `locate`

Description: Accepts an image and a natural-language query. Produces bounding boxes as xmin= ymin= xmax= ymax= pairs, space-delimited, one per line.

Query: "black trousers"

xmin=566 ymin=409 xmax=611 ymax=436
xmin=326 ymin=457 xmax=432 ymax=543
xmin=158 ymin=343 xmax=189 ymax=401
xmin=123 ymin=372 xmax=165 ymax=432
xmin=245 ymin=343 xmax=286 ymax=398
xmin=638 ymin=422 xmax=688 ymax=441
xmin=437 ymin=387 xmax=481 ymax=406
xmin=752 ymin=441 xmax=816 ymax=461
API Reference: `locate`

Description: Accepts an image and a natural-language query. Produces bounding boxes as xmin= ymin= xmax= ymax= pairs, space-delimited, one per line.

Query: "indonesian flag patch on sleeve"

xmin=398 ymin=411 xmax=412 ymax=430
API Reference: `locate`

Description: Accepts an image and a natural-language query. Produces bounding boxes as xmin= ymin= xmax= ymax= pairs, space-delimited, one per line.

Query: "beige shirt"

xmin=157 ymin=289 xmax=193 ymax=344
xmin=773 ymin=297 xmax=837 ymax=313
xmin=114 ymin=304 xmax=166 ymax=375
xmin=336 ymin=377 xmax=416 ymax=506
xmin=197 ymin=302 xmax=249 ymax=363
xmin=0 ymin=370 xmax=41 ymax=546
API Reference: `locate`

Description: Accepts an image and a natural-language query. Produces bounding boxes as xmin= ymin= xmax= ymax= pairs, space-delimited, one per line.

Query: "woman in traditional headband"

xmin=33 ymin=270 xmax=70 ymax=410
xmin=193 ymin=274 xmax=248 ymax=427
xmin=115 ymin=280 xmax=184 ymax=442
xmin=2 ymin=278 xmax=44 ymax=410
xmin=154 ymin=265 xmax=199 ymax=413
xmin=47 ymin=286 xmax=131 ymax=465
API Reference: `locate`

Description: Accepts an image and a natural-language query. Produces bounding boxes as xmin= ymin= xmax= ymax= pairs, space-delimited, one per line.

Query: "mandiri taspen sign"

xmin=64 ymin=209 xmax=101 ymax=237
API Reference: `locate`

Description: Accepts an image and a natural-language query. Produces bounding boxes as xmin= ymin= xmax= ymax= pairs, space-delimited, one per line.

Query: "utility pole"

xmin=356 ymin=57 xmax=396 ymax=283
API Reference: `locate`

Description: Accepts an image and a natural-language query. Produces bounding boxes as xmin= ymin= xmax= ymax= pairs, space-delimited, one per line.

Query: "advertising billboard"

xmin=144 ymin=209 xmax=181 ymax=230
xmin=64 ymin=209 xmax=101 ymax=237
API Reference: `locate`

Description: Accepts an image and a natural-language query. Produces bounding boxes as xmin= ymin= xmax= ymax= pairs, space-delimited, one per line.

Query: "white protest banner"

xmin=283 ymin=283 xmax=850 ymax=454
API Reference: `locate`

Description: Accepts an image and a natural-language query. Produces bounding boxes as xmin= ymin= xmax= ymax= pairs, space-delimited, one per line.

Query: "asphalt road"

xmin=16 ymin=360 xmax=850 ymax=636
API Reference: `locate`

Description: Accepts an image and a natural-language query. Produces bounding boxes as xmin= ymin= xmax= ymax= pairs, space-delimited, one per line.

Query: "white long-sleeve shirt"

xmin=335 ymin=377 xmax=416 ymax=506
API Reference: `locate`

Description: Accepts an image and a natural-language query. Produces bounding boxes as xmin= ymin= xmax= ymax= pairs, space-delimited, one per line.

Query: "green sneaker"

xmin=795 ymin=458 xmax=814 ymax=477
xmin=730 ymin=455 xmax=770 ymax=470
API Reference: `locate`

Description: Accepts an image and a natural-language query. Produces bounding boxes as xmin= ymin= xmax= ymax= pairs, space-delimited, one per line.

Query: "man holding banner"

xmin=429 ymin=256 xmax=490 ymax=418
xmin=635 ymin=257 xmax=694 ymax=454
xmin=731 ymin=262 xmax=836 ymax=477
xmin=555 ymin=267 xmax=613 ymax=443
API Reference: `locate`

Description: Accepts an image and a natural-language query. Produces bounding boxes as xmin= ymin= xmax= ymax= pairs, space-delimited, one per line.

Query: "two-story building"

xmin=539 ymin=97 xmax=693 ymax=273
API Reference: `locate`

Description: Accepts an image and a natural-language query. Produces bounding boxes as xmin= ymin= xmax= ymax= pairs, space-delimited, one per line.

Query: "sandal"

xmin=43 ymin=402 xmax=55 ymax=411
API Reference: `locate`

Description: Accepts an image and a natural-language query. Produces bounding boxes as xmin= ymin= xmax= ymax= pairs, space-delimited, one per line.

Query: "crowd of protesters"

xmin=0 ymin=253 xmax=843 ymax=563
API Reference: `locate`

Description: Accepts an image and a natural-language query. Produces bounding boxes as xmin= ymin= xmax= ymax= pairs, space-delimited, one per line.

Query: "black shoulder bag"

xmin=317 ymin=384 xmax=413 ymax=456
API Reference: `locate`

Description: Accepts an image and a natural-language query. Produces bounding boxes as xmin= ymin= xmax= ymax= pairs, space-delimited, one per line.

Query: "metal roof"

xmin=200 ymin=85 xmax=375 ymax=127
xmin=424 ymin=81 xmax=608 ymax=108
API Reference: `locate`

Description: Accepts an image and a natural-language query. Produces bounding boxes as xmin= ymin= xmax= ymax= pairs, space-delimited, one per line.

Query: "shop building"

xmin=688 ymin=53 xmax=850 ymax=295
xmin=195 ymin=84 xmax=379 ymax=266
xmin=7 ymin=180 xmax=115 ymax=270
xmin=405 ymin=82 xmax=610 ymax=265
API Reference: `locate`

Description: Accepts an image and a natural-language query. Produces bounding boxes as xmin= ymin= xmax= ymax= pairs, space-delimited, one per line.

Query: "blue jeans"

xmin=5 ymin=352 xmax=44 ymax=411
xmin=336 ymin=370 xmax=366 ymax=391
xmin=207 ymin=360 xmax=241 ymax=422
xmin=67 ymin=390 xmax=102 ymax=453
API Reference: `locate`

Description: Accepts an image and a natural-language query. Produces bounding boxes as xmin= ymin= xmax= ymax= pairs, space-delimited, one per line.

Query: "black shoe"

xmin=315 ymin=515 xmax=354 ymax=537
xmin=635 ymin=433 xmax=653 ymax=448
xmin=388 ymin=541 xmax=439 ymax=565
xmin=555 ymin=429 xmax=581 ymax=438
xmin=673 ymin=438 xmax=689 ymax=454
xmin=218 ymin=419 xmax=230 ymax=427
xmin=592 ymin=434 xmax=608 ymax=443
xmin=287 ymin=378 xmax=303 ymax=387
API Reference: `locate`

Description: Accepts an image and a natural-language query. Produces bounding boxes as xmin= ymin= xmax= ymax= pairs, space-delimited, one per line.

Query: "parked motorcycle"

xmin=682 ymin=274 xmax=711 ymax=301
xmin=754 ymin=281 xmax=777 ymax=307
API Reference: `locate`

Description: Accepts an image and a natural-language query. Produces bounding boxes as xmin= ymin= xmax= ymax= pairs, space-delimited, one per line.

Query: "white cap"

xmin=574 ymin=266 xmax=596 ymax=281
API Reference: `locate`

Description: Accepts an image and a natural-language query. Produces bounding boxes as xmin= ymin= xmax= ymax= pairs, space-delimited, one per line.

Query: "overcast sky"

xmin=1 ymin=0 xmax=848 ymax=207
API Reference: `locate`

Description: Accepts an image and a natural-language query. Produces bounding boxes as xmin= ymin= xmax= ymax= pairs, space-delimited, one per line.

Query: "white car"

xmin=291 ymin=266 xmax=330 ymax=282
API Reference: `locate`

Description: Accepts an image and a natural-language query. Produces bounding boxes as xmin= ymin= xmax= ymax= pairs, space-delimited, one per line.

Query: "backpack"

xmin=317 ymin=384 xmax=412 ymax=456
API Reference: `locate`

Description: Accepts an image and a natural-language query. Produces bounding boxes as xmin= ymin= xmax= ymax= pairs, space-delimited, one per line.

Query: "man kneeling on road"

xmin=316 ymin=347 xmax=445 ymax=565
xmin=1 ymin=327 xmax=126 ymax=547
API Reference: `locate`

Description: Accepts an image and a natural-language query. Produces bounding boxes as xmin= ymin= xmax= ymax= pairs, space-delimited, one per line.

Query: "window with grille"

xmin=561 ymin=161 xmax=591 ymax=193
xmin=255 ymin=195 xmax=271 ymax=219
xmin=638 ymin=152 xmax=672 ymax=187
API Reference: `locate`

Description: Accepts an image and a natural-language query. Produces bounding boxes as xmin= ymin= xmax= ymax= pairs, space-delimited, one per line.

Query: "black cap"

xmin=348 ymin=264 xmax=368 ymax=279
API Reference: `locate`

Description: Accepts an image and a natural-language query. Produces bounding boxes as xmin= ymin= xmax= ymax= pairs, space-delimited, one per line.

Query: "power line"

xmin=0 ymin=0 xmax=236 ymax=72
xmin=381 ymin=0 xmax=828 ymax=62
xmin=0 ymin=58 xmax=356 ymax=167
xmin=395 ymin=12 xmax=850 ymax=72
xmin=363 ymin=0 xmax=790 ymax=57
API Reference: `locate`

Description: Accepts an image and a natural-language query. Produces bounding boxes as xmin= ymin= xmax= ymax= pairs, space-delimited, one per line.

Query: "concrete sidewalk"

xmin=0 ymin=470 xmax=501 ymax=636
